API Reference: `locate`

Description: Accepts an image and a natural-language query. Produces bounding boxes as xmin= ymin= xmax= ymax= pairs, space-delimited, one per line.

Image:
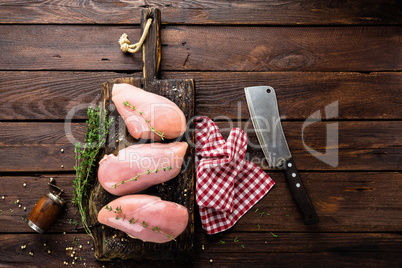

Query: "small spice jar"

xmin=28 ymin=180 xmax=65 ymax=233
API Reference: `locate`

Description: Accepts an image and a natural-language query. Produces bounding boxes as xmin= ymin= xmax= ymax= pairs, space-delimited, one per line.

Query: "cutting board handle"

xmin=141 ymin=8 xmax=161 ymax=89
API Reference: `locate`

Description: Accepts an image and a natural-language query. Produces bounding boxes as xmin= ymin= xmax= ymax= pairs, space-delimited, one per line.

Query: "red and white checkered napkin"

xmin=195 ymin=116 xmax=275 ymax=234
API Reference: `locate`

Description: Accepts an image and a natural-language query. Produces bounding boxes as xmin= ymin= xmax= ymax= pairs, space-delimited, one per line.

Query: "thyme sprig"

xmin=73 ymin=106 xmax=111 ymax=240
xmin=105 ymin=205 xmax=176 ymax=241
xmin=111 ymin=166 xmax=173 ymax=189
xmin=123 ymin=101 xmax=165 ymax=140
xmin=270 ymin=232 xmax=279 ymax=238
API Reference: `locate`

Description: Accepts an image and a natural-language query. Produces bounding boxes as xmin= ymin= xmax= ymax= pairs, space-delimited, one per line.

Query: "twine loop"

xmin=118 ymin=18 xmax=153 ymax=53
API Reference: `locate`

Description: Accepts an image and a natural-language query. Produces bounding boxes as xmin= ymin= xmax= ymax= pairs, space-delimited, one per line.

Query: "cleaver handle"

xmin=284 ymin=158 xmax=320 ymax=225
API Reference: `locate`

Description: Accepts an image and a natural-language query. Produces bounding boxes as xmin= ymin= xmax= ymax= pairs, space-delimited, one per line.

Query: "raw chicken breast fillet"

xmin=98 ymin=142 xmax=188 ymax=195
xmin=98 ymin=195 xmax=189 ymax=243
xmin=112 ymin=83 xmax=187 ymax=141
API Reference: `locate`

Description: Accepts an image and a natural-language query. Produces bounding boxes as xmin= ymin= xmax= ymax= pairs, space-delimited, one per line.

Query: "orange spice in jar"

xmin=28 ymin=180 xmax=66 ymax=233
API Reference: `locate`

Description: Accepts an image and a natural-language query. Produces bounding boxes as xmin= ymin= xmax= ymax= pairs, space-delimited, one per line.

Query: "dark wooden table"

xmin=0 ymin=1 xmax=401 ymax=267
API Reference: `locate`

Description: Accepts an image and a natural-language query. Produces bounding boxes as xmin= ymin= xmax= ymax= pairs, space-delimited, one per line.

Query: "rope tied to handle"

xmin=118 ymin=18 xmax=153 ymax=53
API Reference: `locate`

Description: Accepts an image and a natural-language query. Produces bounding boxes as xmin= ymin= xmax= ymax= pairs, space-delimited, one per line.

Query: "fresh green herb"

xmin=69 ymin=219 xmax=79 ymax=228
xmin=112 ymin=166 xmax=172 ymax=189
xmin=259 ymin=212 xmax=265 ymax=217
xmin=106 ymin=206 xmax=176 ymax=241
xmin=165 ymin=234 xmax=173 ymax=239
xmin=0 ymin=209 xmax=2 ymax=215
xmin=73 ymin=106 xmax=111 ymax=240
xmin=285 ymin=215 xmax=289 ymax=217
xmin=129 ymin=218 xmax=138 ymax=224
xmin=220 ymin=240 xmax=226 ymax=245
xmin=241 ymin=244 xmax=245 ymax=249
xmin=270 ymin=232 xmax=278 ymax=238
xmin=234 ymin=237 xmax=239 ymax=243
xmin=115 ymin=206 xmax=122 ymax=214
xmin=103 ymin=239 xmax=107 ymax=245
xmin=73 ymin=238 xmax=79 ymax=245
xmin=123 ymin=101 xmax=165 ymax=140
xmin=9 ymin=209 xmax=14 ymax=213
xmin=255 ymin=208 xmax=259 ymax=212
xmin=257 ymin=224 xmax=260 ymax=230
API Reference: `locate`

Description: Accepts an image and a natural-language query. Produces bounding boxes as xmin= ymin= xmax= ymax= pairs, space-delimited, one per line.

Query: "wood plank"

xmin=0 ymin=0 xmax=400 ymax=25
xmin=221 ymin=171 xmax=402 ymax=233
xmin=196 ymin=232 xmax=402 ymax=254
xmin=0 ymin=122 xmax=85 ymax=172
xmin=0 ymin=71 xmax=133 ymax=120
xmin=223 ymin=121 xmax=402 ymax=171
xmin=194 ymin=252 xmax=402 ymax=267
xmin=0 ymin=26 xmax=400 ymax=71
xmin=170 ymin=72 xmax=402 ymax=120
xmin=1 ymin=172 xmax=401 ymax=233
xmin=0 ymin=233 xmax=401 ymax=267
xmin=0 ymin=121 xmax=399 ymax=172
xmin=1 ymin=71 xmax=401 ymax=121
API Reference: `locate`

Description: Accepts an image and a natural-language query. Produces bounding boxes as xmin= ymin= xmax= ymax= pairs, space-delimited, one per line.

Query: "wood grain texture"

xmin=0 ymin=71 xmax=133 ymax=120
xmin=0 ymin=0 xmax=400 ymax=25
xmin=0 ymin=121 xmax=399 ymax=172
xmin=0 ymin=122 xmax=85 ymax=172
xmin=1 ymin=71 xmax=401 ymax=121
xmin=0 ymin=26 xmax=400 ymax=71
xmin=0 ymin=233 xmax=401 ymax=267
xmin=1 ymin=172 xmax=401 ymax=234
xmin=223 ymin=121 xmax=402 ymax=171
xmin=1 ymin=1 xmax=401 ymax=266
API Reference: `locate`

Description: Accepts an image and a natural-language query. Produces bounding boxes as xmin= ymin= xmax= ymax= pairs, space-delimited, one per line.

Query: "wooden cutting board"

xmin=88 ymin=8 xmax=195 ymax=261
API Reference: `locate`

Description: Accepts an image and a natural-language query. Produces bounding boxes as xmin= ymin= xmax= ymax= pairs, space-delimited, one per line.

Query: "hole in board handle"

xmin=266 ymin=88 xmax=271 ymax=94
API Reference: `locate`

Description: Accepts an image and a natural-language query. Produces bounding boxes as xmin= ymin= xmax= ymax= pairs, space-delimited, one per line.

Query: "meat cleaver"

xmin=244 ymin=86 xmax=319 ymax=225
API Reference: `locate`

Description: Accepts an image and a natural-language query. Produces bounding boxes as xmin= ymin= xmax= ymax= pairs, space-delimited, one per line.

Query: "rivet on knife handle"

xmin=284 ymin=158 xmax=319 ymax=225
